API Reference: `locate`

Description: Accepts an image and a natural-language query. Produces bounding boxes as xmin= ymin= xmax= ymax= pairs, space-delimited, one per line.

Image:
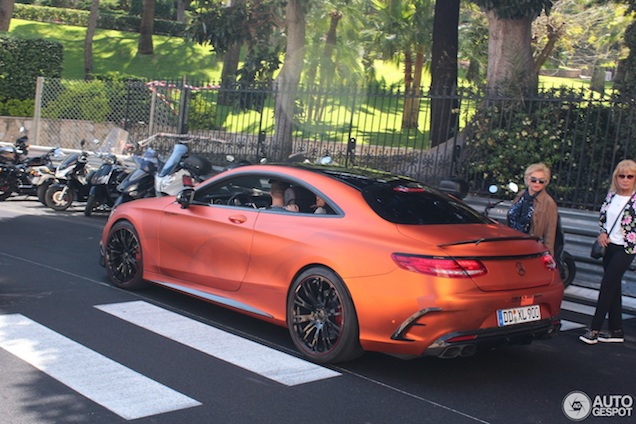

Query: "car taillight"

xmin=391 ymin=253 xmax=487 ymax=278
xmin=541 ymin=252 xmax=557 ymax=271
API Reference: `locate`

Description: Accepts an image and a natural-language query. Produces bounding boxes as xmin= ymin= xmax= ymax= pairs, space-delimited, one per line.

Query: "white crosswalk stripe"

xmin=0 ymin=314 xmax=201 ymax=420
xmin=95 ymin=300 xmax=341 ymax=386
xmin=0 ymin=300 xmax=341 ymax=420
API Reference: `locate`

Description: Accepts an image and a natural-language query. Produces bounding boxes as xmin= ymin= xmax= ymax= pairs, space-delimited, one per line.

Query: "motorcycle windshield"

xmin=58 ymin=153 xmax=79 ymax=168
xmin=158 ymin=144 xmax=188 ymax=177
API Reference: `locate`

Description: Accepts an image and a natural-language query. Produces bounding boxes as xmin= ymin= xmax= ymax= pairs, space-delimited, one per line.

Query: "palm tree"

xmin=84 ymin=0 xmax=100 ymax=79
xmin=138 ymin=0 xmax=155 ymax=55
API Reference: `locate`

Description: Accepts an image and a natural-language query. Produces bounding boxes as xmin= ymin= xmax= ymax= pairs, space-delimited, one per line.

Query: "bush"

xmin=0 ymin=98 xmax=35 ymax=116
xmin=42 ymin=79 xmax=111 ymax=121
xmin=461 ymin=87 xmax=636 ymax=204
xmin=0 ymin=35 xmax=63 ymax=102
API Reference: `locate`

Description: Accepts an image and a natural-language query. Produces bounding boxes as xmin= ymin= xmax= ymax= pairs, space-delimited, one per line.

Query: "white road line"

xmin=560 ymin=320 xmax=586 ymax=331
xmin=0 ymin=314 xmax=201 ymax=420
xmin=95 ymin=300 xmax=341 ymax=386
xmin=561 ymin=300 xmax=634 ymax=320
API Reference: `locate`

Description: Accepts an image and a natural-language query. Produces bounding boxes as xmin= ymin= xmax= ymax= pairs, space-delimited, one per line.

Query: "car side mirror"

xmin=177 ymin=188 xmax=195 ymax=209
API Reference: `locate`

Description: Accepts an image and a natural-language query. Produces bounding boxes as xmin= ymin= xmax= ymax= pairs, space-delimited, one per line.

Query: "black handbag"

xmin=590 ymin=201 xmax=628 ymax=259
xmin=590 ymin=240 xmax=605 ymax=259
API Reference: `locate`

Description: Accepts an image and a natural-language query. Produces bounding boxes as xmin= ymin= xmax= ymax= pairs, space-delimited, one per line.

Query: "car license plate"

xmin=497 ymin=305 xmax=541 ymax=327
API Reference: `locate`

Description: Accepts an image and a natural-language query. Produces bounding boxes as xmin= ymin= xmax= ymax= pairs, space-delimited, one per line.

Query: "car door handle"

xmin=229 ymin=215 xmax=247 ymax=224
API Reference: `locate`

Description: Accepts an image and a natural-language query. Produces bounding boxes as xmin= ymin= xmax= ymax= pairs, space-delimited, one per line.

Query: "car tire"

xmin=45 ymin=185 xmax=74 ymax=211
xmin=287 ymin=267 xmax=363 ymax=364
xmin=105 ymin=220 xmax=147 ymax=290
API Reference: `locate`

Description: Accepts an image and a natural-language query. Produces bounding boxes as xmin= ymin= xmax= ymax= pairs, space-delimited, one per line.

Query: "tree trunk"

xmin=0 ymin=0 xmax=16 ymax=32
xmin=176 ymin=0 xmax=190 ymax=23
xmin=485 ymin=10 xmax=537 ymax=97
xmin=429 ymin=0 xmax=459 ymax=147
xmin=219 ymin=42 xmax=242 ymax=105
xmin=138 ymin=0 xmax=155 ymax=55
xmin=402 ymin=48 xmax=424 ymax=130
xmin=273 ymin=0 xmax=305 ymax=161
xmin=84 ymin=0 xmax=100 ymax=80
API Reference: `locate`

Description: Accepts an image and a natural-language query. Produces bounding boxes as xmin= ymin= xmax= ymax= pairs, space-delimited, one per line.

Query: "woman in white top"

xmin=580 ymin=159 xmax=636 ymax=344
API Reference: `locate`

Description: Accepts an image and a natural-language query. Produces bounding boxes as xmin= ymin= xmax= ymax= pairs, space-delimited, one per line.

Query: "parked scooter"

xmin=155 ymin=143 xmax=212 ymax=196
xmin=45 ymin=140 xmax=96 ymax=211
xmin=0 ymin=126 xmax=30 ymax=165
xmin=112 ymin=148 xmax=160 ymax=208
xmin=484 ymin=183 xmax=576 ymax=287
xmin=84 ymin=153 xmax=130 ymax=216
xmin=0 ymin=146 xmax=62 ymax=202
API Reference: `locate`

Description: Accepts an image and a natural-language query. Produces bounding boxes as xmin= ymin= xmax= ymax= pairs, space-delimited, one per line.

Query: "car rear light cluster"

xmin=541 ymin=252 xmax=557 ymax=271
xmin=391 ymin=253 xmax=487 ymax=278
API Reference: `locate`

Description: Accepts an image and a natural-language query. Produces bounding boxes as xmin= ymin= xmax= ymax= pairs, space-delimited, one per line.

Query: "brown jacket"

xmin=511 ymin=189 xmax=558 ymax=255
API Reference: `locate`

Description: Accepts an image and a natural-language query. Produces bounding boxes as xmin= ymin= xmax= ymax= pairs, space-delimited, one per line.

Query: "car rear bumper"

xmin=421 ymin=316 xmax=561 ymax=359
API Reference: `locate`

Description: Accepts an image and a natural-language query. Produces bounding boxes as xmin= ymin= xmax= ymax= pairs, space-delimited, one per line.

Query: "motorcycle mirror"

xmin=260 ymin=158 xmax=267 ymax=164
xmin=226 ymin=155 xmax=235 ymax=162
xmin=508 ymin=182 xmax=519 ymax=193
xmin=488 ymin=184 xmax=498 ymax=194
xmin=53 ymin=148 xmax=65 ymax=158
xmin=92 ymin=138 xmax=100 ymax=144
xmin=19 ymin=126 xmax=25 ymax=133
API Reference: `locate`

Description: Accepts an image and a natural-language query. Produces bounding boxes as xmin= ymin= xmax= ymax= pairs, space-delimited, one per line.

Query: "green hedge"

xmin=0 ymin=35 xmax=63 ymax=103
xmin=13 ymin=4 xmax=186 ymax=36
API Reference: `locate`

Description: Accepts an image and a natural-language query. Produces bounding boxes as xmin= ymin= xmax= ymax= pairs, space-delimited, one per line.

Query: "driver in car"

xmin=270 ymin=180 xmax=299 ymax=212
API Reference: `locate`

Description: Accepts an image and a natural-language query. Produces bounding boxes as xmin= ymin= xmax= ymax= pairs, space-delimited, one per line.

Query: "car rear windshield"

xmin=362 ymin=181 xmax=490 ymax=225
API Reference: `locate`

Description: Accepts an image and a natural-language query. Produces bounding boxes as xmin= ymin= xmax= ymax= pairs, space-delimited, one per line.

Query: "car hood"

xmin=397 ymin=223 xmax=557 ymax=291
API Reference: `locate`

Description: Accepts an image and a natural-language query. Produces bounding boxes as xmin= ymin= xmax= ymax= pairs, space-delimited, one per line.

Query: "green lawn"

xmin=9 ymin=19 xmax=223 ymax=80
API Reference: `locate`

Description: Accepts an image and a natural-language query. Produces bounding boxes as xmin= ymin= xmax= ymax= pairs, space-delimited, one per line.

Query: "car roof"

xmin=263 ymin=162 xmax=415 ymax=191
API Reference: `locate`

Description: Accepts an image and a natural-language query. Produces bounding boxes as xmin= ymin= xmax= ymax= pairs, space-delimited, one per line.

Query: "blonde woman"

xmin=580 ymin=159 xmax=636 ymax=344
xmin=507 ymin=163 xmax=559 ymax=256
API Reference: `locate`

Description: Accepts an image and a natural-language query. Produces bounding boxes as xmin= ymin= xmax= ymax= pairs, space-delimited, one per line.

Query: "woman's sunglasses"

xmin=530 ymin=177 xmax=547 ymax=184
xmin=617 ymin=174 xmax=635 ymax=180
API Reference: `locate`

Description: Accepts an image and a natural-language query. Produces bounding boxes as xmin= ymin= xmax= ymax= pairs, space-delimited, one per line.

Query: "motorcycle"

xmin=0 ymin=126 xmax=30 ymax=165
xmin=84 ymin=153 xmax=130 ymax=216
xmin=112 ymin=148 xmax=160 ymax=208
xmin=0 ymin=146 xmax=62 ymax=203
xmin=155 ymin=143 xmax=212 ymax=196
xmin=484 ymin=183 xmax=576 ymax=287
xmin=45 ymin=140 xmax=96 ymax=211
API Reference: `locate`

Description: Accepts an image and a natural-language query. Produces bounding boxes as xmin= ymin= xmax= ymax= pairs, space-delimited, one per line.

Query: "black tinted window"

xmin=362 ymin=182 xmax=489 ymax=225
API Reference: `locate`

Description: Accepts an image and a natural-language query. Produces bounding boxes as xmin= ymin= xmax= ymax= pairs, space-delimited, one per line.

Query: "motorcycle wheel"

xmin=0 ymin=189 xmax=11 ymax=201
xmin=46 ymin=185 xmax=74 ymax=211
xmin=84 ymin=194 xmax=97 ymax=217
xmin=559 ymin=251 xmax=577 ymax=287
xmin=37 ymin=180 xmax=54 ymax=205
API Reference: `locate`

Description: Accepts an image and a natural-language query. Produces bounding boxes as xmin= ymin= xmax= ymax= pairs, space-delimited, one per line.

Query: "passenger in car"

xmin=270 ymin=180 xmax=299 ymax=212
xmin=313 ymin=195 xmax=327 ymax=214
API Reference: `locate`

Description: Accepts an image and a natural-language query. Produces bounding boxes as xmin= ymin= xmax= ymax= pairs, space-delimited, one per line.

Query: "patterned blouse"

xmin=599 ymin=191 xmax=636 ymax=254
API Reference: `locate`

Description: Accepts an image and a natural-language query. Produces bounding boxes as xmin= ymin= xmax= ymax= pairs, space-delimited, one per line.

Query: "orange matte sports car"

xmin=99 ymin=163 xmax=564 ymax=364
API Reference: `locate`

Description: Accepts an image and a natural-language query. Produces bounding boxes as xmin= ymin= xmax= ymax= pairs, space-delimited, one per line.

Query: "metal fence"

xmin=28 ymin=77 xmax=636 ymax=210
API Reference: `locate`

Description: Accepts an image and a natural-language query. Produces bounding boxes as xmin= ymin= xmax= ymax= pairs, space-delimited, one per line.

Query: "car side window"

xmin=194 ymin=175 xmax=270 ymax=209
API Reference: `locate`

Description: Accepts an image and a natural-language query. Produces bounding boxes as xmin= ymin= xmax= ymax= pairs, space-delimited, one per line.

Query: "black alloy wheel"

xmin=287 ymin=267 xmax=363 ymax=364
xmin=105 ymin=220 xmax=147 ymax=290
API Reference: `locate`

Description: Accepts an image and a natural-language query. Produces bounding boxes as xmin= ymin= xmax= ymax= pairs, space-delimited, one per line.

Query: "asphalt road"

xmin=1 ymin=198 xmax=635 ymax=424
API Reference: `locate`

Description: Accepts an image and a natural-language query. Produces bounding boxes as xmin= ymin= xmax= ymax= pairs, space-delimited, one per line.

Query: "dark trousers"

xmin=591 ymin=243 xmax=635 ymax=331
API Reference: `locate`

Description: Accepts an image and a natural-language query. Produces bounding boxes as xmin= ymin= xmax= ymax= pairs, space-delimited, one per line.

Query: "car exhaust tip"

xmin=439 ymin=344 xmax=476 ymax=359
